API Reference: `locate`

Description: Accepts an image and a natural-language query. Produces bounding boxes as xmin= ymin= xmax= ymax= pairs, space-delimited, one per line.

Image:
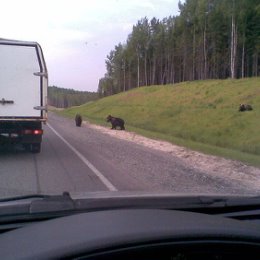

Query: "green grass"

xmin=58 ymin=78 xmax=260 ymax=167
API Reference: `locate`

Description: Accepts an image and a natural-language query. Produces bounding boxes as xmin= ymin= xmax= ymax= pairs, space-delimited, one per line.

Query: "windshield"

xmin=0 ymin=0 xmax=259 ymax=202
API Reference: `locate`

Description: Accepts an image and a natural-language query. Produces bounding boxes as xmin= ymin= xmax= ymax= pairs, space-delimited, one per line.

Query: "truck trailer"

xmin=0 ymin=39 xmax=48 ymax=153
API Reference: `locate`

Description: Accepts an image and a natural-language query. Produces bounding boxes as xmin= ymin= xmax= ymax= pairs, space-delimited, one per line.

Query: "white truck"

xmin=0 ymin=39 xmax=48 ymax=153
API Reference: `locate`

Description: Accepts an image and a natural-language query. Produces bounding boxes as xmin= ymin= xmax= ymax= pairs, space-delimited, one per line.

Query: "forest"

xmin=98 ymin=0 xmax=260 ymax=97
xmin=48 ymin=86 xmax=99 ymax=108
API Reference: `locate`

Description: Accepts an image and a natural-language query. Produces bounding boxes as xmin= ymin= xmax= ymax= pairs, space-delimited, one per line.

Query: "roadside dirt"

xmin=83 ymin=121 xmax=260 ymax=191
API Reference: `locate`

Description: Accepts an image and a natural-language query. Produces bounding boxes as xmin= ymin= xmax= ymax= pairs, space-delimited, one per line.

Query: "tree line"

xmin=48 ymin=86 xmax=99 ymax=108
xmin=98 ymin=0 xmax=260 ymax=97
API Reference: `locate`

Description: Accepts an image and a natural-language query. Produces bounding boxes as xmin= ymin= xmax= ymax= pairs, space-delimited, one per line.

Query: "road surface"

xmin=0 ymin=112 xmax=258 ymax=198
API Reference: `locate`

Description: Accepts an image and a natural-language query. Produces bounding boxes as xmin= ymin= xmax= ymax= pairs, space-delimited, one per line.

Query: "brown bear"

xmin=239 ymin=104 xmax=253 ymax=112
xmin=75 ymin=114 xmax=82 ymax=127
xmin=106 ymin=115 xmax=125 ymax=130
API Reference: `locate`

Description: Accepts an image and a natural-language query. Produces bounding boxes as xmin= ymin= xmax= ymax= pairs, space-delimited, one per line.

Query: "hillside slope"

xmin=60 ymin=78 xmax=260 ymax=165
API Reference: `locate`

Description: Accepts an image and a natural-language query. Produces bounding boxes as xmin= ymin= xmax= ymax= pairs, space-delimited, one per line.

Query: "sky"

xmin=0 ymin=0 xmax=181 ymax=92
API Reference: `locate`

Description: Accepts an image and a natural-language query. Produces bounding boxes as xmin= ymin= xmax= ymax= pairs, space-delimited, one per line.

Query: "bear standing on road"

xmin=106 ymin=115 xmax=125 ymax=130
xmin=75 ymin=114 xmax=82 ymax=127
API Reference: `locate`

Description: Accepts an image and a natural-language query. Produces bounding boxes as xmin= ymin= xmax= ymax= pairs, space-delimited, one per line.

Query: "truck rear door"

xmin=0 ymin=41 xmax=47 ymax=119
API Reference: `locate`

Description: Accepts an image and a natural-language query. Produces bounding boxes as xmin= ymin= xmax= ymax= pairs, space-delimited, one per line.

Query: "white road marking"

xmin=47 ymin=123 xmax=118 ymax=191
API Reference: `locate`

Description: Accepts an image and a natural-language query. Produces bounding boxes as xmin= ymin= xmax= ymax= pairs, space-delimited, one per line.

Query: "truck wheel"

xmin=31 ymin=143 xmax=41 ymax=153
xmin=23 ymin=144 xmax=31 ymax=152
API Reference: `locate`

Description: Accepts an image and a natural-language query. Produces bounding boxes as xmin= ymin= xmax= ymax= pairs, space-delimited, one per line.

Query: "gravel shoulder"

xmin=84 ymin=120 xmax=260 ymax=191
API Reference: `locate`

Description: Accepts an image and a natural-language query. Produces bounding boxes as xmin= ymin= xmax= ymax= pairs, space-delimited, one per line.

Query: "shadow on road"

xmin=0 ymin=144 xmax=28 ymax=155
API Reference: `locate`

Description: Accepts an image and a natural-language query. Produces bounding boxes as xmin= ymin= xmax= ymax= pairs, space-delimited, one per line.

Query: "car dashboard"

xmin=0 ymin=205 xmax=260 ymax=259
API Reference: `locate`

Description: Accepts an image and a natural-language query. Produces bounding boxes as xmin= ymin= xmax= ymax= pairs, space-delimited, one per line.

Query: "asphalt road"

xmin=0 ymin=113 xmax=257 ymax=198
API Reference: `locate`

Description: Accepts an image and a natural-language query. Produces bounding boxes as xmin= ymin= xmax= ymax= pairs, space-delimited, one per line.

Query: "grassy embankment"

xmin=58 ymin=78 xmax=260 ymax=166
